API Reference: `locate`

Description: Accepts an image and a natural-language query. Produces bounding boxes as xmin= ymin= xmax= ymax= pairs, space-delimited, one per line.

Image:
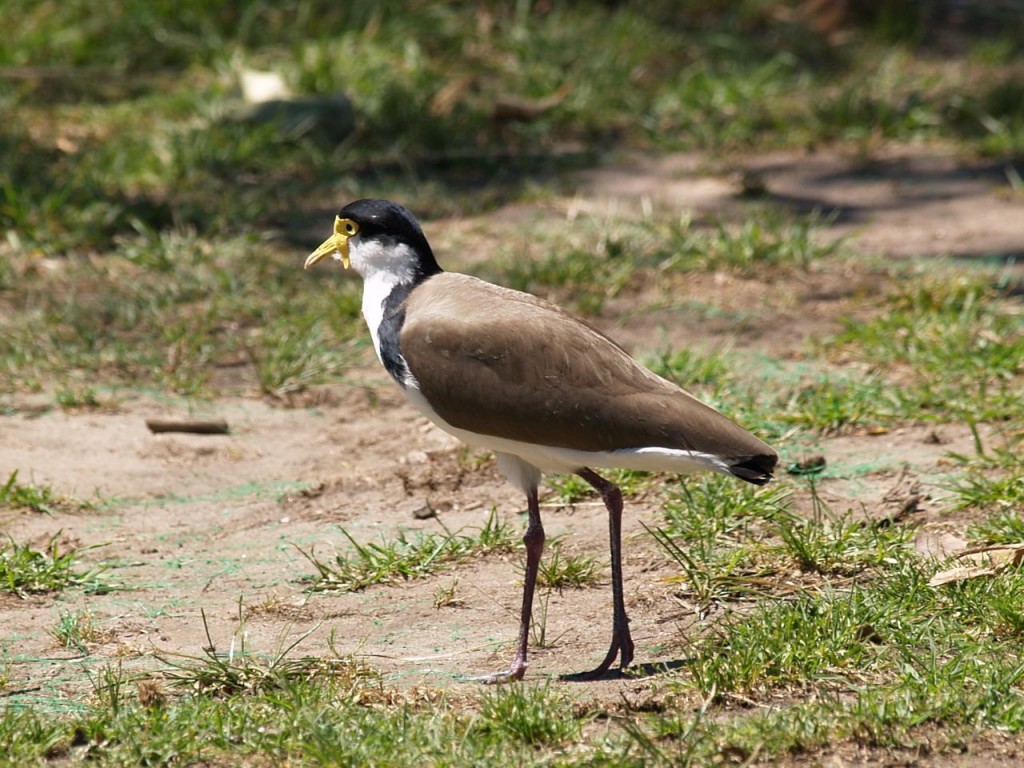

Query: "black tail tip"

xmin=729 ymin=455 xmax=778 ymax=486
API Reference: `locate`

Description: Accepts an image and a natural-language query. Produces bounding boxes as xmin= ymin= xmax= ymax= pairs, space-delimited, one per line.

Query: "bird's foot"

xmin=464 ymin=656 xmax=527 ymax=685
xmin=562 ymin=624 xmax=635 ymax=681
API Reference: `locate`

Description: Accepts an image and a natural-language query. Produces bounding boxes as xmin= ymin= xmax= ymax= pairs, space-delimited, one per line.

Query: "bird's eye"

xmin=333 ymin=217 xmax=359 ymax=237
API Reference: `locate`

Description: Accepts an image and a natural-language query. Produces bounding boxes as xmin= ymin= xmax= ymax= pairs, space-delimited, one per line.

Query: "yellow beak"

xmin=304 ymin=217 xmax=351 ymax=269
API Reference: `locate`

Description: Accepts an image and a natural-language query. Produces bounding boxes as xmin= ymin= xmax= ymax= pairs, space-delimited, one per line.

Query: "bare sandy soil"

xmin=2 ymin=146 xmax=1023 ymax=760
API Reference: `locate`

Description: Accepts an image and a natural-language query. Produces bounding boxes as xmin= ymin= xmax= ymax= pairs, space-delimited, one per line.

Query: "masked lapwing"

xmin=305 ymin=199 xmax=777 ymax=682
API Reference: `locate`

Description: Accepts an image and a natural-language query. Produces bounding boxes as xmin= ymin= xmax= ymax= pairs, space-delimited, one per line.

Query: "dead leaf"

xmin=927 ymin=542 xmax=1024 ymax=587
xmin=957 ymin=543 xmax=1024 ymax=569
xmin=928 ymin=564 xmax=998 ymax=587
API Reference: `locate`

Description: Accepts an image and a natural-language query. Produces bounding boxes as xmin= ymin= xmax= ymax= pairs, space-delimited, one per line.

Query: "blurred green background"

xmin=1 ymin=1 xmax=1022 ymax=399
xmin=2 ymin=0 xmax=1022 ymax=251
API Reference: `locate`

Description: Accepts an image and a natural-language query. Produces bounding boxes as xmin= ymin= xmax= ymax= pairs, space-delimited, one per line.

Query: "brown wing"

xmin=400 ymin=273 xmax=773 ymax=462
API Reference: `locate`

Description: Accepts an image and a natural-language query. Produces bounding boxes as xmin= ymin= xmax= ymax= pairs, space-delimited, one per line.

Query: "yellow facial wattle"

xmin=304 ymin=216 xmax=359 ymax=269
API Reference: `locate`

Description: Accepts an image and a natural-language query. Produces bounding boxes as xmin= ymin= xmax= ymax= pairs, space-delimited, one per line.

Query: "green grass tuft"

xmin=157 ymin=610 xmax=372 ymax=698
xmin=535 ymin=539 xmax=600 ymax=591
xmin=0 ymin=470 xmax=68 ymax=514
xmin=473 ymin=683 xmax=584 ymax=747
xmin=297 ymin=510 xmax=518 ymax=592
xmin=49 ymin=609 xmax=109 ymax=654
xmin=829 ymin=276 xmax=1024 ymax=423
xmin=0 ymin=533 xmax=112 ymax=597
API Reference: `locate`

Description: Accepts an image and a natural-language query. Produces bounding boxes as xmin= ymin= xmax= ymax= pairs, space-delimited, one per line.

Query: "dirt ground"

xmin=2 ymin=146 xmax=1023 ymax=756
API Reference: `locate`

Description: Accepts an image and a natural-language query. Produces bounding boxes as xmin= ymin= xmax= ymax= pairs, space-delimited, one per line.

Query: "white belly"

xmin=402 ymin=386 xmax=730 ymax=485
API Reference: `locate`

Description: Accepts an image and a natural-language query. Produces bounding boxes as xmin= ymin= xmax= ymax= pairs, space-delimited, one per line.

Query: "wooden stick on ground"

xmin=145 ymin=419 xmax=230 ymax=435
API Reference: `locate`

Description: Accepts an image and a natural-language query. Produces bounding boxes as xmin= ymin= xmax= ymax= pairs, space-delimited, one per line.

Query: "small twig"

xmin=145 ymin=419 xmax=229 ymax=435
xmin=0 ymin=686 xmax=42 ymax=697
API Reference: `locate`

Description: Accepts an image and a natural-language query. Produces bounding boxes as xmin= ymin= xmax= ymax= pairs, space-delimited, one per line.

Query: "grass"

xmin=2 ymin=3 xmax=1024 ymax=766
xmin=647 ymin=471 xmax=1022 ymax=706
xmin=774 ymin=508 xmax=912 ymax=576
xmin=2 ymin=4 xmax=1021 ymax=398
xmin=49 ymin=610 xmax=111 ymax=655
xmin=0 ymin=533 xmax=112 ymax=597
xmin=644 ymin=346 xmax=735 ymax=391
xmin=0 ymin=471 xmax=73 ymax=514
xmin=54 ymin=386 xmax=107 ymax=412
xmin=646 ymin=658 xmax=1024 ymax=762
xmin=0 ymin=230 xmax=364 ymax=397
xmin=829 ymin=276 xmax=1024 ymax=423
xmin=953 ymin=472 xmax=1024 ymax=516
xmin=970 ymin=509 xmax=1024 ymax=545
xmin=647 ymin=475 xmax=794 ymax=607
xmin=535 ymin=540 xmax=599 ymax=591
xmin=776 ymin=373 xmax=897 ymax=434
xmin=297 ymin=510 xmax=518 ymax=592
xmin=547 ymin=468 xmax=650 ymax=506
xmin=5 ymin=555 xmax=1024 ymax=766
xmin=659 ymin=476 xmax=788 ymax=555
xmin=5 ymin=461 xmax=1024 ymax=763
xmin=485 ymin=211 xmax=840 ymax=315
xmin=433 ymin=578 xmax=464 ymax=609
xmin=634 ymin=472 xmax=1024 ymax=762
xmin=0 ymin=656 xmax=603 ymax=766
xmin=682 ymin=565 xmax=1024 ymax=704
xmin=246 ymin=317 xmax=353 ymax=398
xmin=157 ymin=608 xmax=372 ymax=698
xmin=474 ymin=683 xmax=584 ymax=746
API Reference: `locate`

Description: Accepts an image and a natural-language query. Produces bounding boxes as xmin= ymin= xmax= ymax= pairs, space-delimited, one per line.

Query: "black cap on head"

xmin=339 ymin=199 xmax=440 ymax=276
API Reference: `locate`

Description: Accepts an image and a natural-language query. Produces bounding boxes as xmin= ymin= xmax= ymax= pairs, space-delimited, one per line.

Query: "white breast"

xmin=360 ymin=272 xmax=393 ymax=364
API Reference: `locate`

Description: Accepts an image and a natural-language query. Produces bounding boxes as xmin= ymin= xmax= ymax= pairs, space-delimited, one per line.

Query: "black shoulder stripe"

xmin=378 ymin=283 xmax=416 ymax=387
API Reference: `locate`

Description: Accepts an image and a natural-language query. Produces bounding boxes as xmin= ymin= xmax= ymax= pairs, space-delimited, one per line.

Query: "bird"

xmin=304 ymin=199 xmax=778 ymax=683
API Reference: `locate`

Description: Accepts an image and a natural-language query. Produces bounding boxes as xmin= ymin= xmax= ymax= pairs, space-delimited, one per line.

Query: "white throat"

xmin=349 ymin=239 xmax=420 ymax=363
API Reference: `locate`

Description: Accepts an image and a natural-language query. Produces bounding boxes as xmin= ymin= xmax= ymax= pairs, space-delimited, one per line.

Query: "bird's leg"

xmin=474 ymin=485 xmax=544 ymax=684
xmin=571 ymin=467 xmax=634 ymax=679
